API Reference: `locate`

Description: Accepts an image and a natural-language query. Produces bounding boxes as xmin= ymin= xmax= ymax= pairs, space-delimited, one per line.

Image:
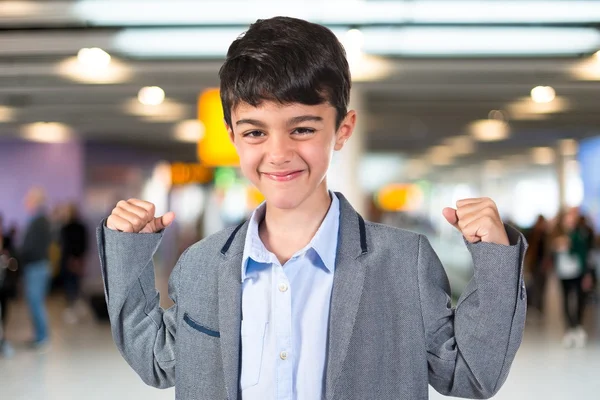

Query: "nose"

xmin=266 ymin=135 xmax=293 ymax=166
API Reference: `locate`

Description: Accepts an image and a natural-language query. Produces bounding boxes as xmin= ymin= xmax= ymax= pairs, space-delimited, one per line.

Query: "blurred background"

xmin=1 ymin=1 xmax=600 ymax=399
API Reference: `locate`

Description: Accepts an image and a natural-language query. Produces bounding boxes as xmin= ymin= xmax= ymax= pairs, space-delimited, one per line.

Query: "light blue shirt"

xmin=240 ymin=192 xmax=340 ymax=400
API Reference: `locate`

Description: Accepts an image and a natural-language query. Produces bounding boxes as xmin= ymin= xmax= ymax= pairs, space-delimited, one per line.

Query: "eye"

xmin=242 ymin=130 xmax=265 ymax=138
xmin=292 ymin=127 xmax=316 ymax=135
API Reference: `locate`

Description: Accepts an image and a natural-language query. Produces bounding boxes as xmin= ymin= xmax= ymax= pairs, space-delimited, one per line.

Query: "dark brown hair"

xmin=219 ymin=16 xmax=351 ymax=129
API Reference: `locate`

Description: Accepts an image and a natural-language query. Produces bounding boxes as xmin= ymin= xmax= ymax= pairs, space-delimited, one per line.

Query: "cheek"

xmin=237 ymin=147 xmax=261 ymax=178
xmin=303 ymin=141 xmax=334 ymax=171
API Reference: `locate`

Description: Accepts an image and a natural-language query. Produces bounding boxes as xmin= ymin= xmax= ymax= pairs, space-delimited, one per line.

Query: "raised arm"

xmin=97 ymin=199 xmax=179 ymax=388
xmin=419 ymin=198 xmax=528 ymax=399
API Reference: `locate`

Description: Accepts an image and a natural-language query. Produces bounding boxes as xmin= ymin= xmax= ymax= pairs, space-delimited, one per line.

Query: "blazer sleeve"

xmin=97 ymin=219 xmax=187 ymax=389
xmin=417 ymin=224 xmax=527 ymax=399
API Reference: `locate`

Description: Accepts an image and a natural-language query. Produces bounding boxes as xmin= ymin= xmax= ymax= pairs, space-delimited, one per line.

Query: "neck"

xmin=260 ymin=185 xmax=333 ymax=264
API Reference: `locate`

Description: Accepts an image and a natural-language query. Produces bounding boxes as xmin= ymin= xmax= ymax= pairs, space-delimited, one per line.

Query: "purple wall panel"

xmin=0 ymin=139 xmax=178 ymax=294
xmin=0 ymin=140 xmax=84 ymax=231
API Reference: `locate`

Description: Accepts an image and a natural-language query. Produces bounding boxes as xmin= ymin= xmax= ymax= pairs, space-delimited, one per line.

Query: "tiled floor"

xmin=1 ymin=275 xmax=598 ymax=400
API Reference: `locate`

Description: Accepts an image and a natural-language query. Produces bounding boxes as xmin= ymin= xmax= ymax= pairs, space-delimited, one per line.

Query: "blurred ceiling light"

xmin=428 ymin=145 xmax=454 ymax=158
xmin=531 ymin=147 xmax=556 ymax=165
xmin=74 ymin=1 xmax=600 ymax=25
xmin=56 ymin=56 xmax=131 ymax=84
xmin=559 ymin=139 xmax=578 ymax=157
xmin=507 ymin=96 xmax=569 ymax=118
xmin=343 ymin=29 xmax=365 ymax=69
xmin=443 ymin=135 xmax=476 ymax=156
xmin=77 ymin=47 xmax=111 ymax=68
xmin=0 ymin=1 xmax=39 ymax=16
xmin=113 ymin=26 xmax=600 ymax=58
xmin=124 ymin=98 xmax=188 ymax=122
xmin=363 ymin=27 xmax=600 ymax=56
xmin=341 ymin=28 xmax=392 ymax=81
xmin=407 ymin=1 xmax=600 ymax=24
xmin=0 ymin=106 xmax=16 ymax=122
xmin=426 ymin=145 xmax=455 ymax=166
xmin=21 ymin=122 xmax=73 ymax=143
xmin=468 ymin=119 xmax=510 ymax=142
xmin=488 ymin=109 xmax=507 ymax=121
xmin=114 ymin=28 xmax=245 ymax=58
xmin=174 ymin=119 xmax=205 ymax=143
xmin=530 ymin=86 xmax=556 ymax=104
xmin=430 ymin=156 xmax=454 ymax=166
xmin=505 ymin=111 xmax=551 ymax=121
xmin=138 ymin=86 xmax=165 ymax=106
xmin=570 ymin=55 xmax=600 ymax=80
xmin=349 ymin=55 xmax=394 ymax=82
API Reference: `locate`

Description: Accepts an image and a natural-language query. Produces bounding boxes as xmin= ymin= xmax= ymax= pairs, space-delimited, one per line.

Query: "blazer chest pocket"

xmin=183 ymin=312 xmax=220 ymax=338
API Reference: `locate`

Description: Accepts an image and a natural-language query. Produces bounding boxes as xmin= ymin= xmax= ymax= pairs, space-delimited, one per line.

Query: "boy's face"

xmin=227 ymin=101 xmax=355 ymax=210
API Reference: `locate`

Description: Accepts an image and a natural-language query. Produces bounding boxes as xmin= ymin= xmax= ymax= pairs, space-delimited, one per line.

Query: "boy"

xmin=98 ymin=17 xmax=527 ymax=400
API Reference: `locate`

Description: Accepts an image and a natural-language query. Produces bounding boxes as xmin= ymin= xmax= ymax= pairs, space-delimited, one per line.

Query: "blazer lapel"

xmin=218 ymin=221 xmax=248 ymax=400
xmin=325 ymin=193 xmax=369 ymax=399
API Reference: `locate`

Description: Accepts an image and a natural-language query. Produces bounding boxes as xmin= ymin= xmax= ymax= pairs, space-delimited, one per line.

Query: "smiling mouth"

xmin=261 ymin=170 xmax=305 ymax=182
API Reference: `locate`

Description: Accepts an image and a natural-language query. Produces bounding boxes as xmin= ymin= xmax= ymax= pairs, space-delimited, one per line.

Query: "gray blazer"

xmin=97 ymin=193 xmax=527 ymax=400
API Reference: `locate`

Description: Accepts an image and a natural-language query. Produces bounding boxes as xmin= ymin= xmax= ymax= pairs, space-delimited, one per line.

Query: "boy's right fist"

xmin=106 ymin=199 xmax=175 ymax=233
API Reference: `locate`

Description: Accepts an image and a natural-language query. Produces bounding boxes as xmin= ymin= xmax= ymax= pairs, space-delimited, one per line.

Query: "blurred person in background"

xmin=1 ymin=216 xmax=18 ymax=358
xmin=552 ymin=208 xmax=593 ymax=348
xmin=575 ymin=214 xmax=596 ymax=303
xmin=49 ymin=203 xmax=68 ymax=288
xmin=592 ymin=234 xmax=600 ymax=302
xmin=19 ymin=187 xmax=52 ymax=348
xmin=525 ymin=215 xmax=551 ymax=317
xmin=4 ymin=224 xmax=17 ymax=253
xmin=59 ymin=203 xmax=88 ymax=324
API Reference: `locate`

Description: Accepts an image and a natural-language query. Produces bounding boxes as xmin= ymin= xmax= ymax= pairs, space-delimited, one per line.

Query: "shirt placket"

xmin=273 ymin=262 xmax=293 ymax=400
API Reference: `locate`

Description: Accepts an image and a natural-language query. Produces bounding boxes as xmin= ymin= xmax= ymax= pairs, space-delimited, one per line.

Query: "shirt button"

xmin=280 ymin=351 xmax=288 ymax=360
xmin=278 ymin=282 xmax=288 ymax=292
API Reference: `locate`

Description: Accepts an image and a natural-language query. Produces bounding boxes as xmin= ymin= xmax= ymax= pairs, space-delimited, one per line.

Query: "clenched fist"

xmin=107 ymin=199 xmax=175 ymax=233
xmin=442 ymin=197 xmax=509 ymax=246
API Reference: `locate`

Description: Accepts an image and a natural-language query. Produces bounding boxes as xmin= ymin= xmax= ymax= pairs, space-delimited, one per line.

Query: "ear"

xmin=334 ymin=110 xmax=356 ymax=151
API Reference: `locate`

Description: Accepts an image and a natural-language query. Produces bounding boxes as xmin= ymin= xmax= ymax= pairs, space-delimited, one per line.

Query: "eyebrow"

xmin=236 ymin=119 xmax=267 ymax=128
xmin=287 ymin=115 xmax=323 ymax=125
xmin=235 ymin=115 xmax=323 ymax=128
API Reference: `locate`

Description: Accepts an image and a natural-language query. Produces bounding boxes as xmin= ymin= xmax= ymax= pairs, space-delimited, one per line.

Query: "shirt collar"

xmin=241 ymin=191 xmax=340 ymax=282
xmin=308 ymin=192 xmax=339 ymax=273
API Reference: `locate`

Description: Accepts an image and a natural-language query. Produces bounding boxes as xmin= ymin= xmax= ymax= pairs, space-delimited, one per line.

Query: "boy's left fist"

xmin=442 ymin=197 xmax=510 ymax=246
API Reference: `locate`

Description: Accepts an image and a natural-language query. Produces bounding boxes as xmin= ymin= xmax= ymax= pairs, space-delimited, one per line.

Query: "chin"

xmin=264 ymin=193 xmax=304 ymax=210
xmin=260 ymin=187 xmax=310 ymax=210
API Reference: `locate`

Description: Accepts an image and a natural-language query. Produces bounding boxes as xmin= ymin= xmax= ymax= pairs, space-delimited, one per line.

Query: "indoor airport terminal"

xmin=1 ymin=1 xmax=600 ymax=399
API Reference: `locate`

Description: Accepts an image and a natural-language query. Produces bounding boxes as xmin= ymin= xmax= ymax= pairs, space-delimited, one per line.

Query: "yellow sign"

xmin=376 ymin=184 xmax=423 ymax=212
xmin=171 ymin=163 xmax=213 ymax=186
xmin=197 ymin=88 xmax=240 ymax=166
